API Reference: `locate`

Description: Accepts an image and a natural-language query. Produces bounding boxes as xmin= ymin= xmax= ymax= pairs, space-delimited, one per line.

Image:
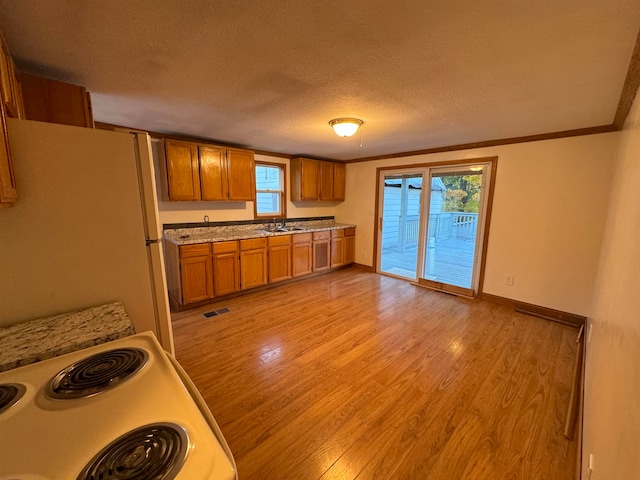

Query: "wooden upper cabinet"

xmin=333 ymin=163 xmax=346 ymax=201
xmin=291 ymin=157 xmax=345 ymax=202
xmin=163 ymin=140 xmax=201 ymax=201
xmin=199 ymin=145 xmax=227 ymax=201
xmin=319 ymin=162 xmax=334 ymax=201
xmin=162 ymin=139 xmax=255 ymax=203
xmin=227 ymin=148 xmax=255 ymax=201
xmin=0 ymin=41 xmax=22 ymax=119
xmin=291 ymin=157 xmax=319 ymax=201
xmin=20 ymin=73 xmax=93 ymax=127
xmin=0 ymin=106 xmax=17 ymax=204
xmin=0 ymin=33 xmax=20 ymax=206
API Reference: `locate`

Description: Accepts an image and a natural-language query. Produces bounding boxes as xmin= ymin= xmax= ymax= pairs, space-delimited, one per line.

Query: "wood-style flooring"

xmin=172 ymin=267 xmax=578 ymax=480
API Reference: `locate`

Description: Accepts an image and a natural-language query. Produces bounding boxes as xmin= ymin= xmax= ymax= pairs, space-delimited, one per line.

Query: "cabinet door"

xmin=46 ymin=78 xmax=92 ymax=127
xmin=227 ymin=148 xmax=255 ymax=201
xmin=333 ymin=163 xmax=346 ymax=201
xmin=300 ymin=159 xmax=320 ymax=200
xmin=292 ymin=242 xmax=312 ymax=277
xmin=199 ymin=145 xmax=227 ymax=201
xmin=319 ymin=162 xmax=334 ymax=200
xmin=0 ymin=106 xmax=17 ymax=204
xmin=240 ymin=248 xmax=268 ymax=290
xmin=313 ymin=240 xmax=330 ymax=272
xmin=213 ymin=252 xmax=240 ymax=296
xmin=20 ymin=73 xmax=92 ymax=127
xmin=0 ymin=43 xmax=19 ymax=118
xmin=165 ymin=140 xmax=201 ymax=201
xmin=345 ymin=234 xmax=355 ymax=264
xmin=180 ymin=255 xmax=213 ymax=304
xmin=269 ymin=244 xmax=292 ymax=283
xmin=331 ymin=236 xmax=344 ymax=267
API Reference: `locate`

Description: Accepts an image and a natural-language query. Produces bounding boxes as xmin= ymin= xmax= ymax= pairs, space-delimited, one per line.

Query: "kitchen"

xmin=0 ymin=2 xmax=639 ymax=479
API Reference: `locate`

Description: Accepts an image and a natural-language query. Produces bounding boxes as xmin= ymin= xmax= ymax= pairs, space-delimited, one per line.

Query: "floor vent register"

xmin=203 ymin=307 xmax=230 ymax=318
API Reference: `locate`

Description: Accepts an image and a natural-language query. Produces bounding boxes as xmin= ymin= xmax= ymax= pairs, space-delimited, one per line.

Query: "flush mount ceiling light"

xmin=329 ymin=118 xmax=363 ymax=137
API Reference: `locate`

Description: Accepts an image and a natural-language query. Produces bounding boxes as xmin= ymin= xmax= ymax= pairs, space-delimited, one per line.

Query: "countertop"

xmin=0 ymin=302 xmax=136 ymax=372
xmin=163 ymin=220 xmax=356 ymax=245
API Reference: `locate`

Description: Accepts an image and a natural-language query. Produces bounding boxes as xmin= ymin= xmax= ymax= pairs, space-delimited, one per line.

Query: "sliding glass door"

xmin=419 ymin=165 xmax=488 ymax=296
xmin=377 ymin=162 xmax=492 ymax=296
xmin=378 ymin=172 xmax=424 ymax=279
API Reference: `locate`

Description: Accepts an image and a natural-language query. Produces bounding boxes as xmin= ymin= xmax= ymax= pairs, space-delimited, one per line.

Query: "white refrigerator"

xmin=0 ymin=118 xmax=174 ymax=353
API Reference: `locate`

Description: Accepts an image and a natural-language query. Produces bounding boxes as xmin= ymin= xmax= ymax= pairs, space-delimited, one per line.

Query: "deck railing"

xmin=384 ymin=212 xmax=478 ymax=252
xmin=428 ymin=212 xmax=478 ymax=240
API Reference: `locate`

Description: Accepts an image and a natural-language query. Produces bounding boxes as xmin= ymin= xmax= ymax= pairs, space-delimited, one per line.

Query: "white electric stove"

xmin=0 ymin=331 xmax=237 ymax=480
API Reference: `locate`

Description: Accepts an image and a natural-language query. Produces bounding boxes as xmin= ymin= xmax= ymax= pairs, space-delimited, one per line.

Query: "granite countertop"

xmin=164 ymin=220 xmax=356 ymax=245
xmin=0 ymin=302 xmax=136 ymax=372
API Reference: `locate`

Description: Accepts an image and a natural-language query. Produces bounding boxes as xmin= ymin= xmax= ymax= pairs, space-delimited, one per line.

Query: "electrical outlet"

xmin=505 ymin=275 xmax=515 ymax=286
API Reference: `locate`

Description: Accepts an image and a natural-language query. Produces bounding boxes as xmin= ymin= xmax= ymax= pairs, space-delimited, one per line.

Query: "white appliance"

xmin=0 ymin=331 xmax=237 ymax=479
xmin=0 ymin=118 xmax=173 ymax=352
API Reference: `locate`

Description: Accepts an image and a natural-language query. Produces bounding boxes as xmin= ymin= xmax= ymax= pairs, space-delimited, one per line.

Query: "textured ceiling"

xmin=0 ymin=0 xmax=639 ymax=160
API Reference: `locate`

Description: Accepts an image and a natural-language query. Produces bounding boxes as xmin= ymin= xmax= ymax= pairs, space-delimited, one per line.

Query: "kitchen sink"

xmin=257 ymin=226 xmax=306 ymax=233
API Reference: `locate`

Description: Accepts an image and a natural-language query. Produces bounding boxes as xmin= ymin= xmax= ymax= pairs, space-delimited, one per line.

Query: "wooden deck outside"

xmin=381 ymin=236 xmax=476 ymax=288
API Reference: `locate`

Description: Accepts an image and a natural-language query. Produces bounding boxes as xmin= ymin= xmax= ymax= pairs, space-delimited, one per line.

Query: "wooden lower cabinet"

xmin=344 ymin=227 xmax=356 ymax=264
xmin=292 ymin=233 xmax=313 ymax=277
xmin=268 ymin=235 xmax=292 ymax=283
xmin=165 ymin=228 xmax=355 ymax=308
xmin=178 ymin=243 xmax=213 ymax=305
xmin=330 ymin=229 xmax=345 ymax=267
xmin=240 ymin=238 xmax=268 ymax=290
xmin=313 ymin=231 xmax=331 ymax=272
xmin=212 ymin=241 xmax=240 ymax=296
xmin=181 ymin=255 xmax=213 ymax=304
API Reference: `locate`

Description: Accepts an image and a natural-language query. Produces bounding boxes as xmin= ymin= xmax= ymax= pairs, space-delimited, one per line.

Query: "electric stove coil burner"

xmin=77 ymin=422 xmax=189 ymax=480
xmin=46 ymin=348 xmax=148 ymax=399
xmin=0 ymin=383 xmax=26 ymax=414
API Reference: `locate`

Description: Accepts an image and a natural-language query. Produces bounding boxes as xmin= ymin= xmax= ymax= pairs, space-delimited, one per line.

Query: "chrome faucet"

xmin=280 ymin=218 xmax=286 ymax=228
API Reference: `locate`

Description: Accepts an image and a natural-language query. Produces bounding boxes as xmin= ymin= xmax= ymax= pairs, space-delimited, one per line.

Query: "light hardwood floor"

xmin=172 ymin=267 xmax=578 ymax=480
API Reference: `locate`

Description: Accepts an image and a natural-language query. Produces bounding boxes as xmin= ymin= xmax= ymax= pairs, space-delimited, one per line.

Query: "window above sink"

xmin=255 ymin=162 xmax=286 ymax=219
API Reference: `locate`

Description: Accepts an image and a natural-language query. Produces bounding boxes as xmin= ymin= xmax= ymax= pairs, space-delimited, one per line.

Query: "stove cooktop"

xmin=0 ymin=332 xmax=235 ymax=480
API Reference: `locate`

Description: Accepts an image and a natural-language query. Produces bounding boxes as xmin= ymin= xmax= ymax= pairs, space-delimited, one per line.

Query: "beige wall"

xmin=335 ymin=134 xmax=618 ymax=316
xmin=582 ymin=98 xmax=640 ymax=479
xmin=152 ymin=146 xmax=339 ymax=225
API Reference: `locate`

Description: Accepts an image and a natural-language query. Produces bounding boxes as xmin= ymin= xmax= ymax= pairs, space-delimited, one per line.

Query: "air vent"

xmin=203 ymin=307 xmax=230 ymax=318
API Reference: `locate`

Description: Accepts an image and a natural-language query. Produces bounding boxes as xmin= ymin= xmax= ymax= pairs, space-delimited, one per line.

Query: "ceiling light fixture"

xmin=329 ymin=118 xmax=363 ymax=137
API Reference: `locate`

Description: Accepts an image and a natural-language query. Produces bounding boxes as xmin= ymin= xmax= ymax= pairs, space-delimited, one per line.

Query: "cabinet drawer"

xmin=268 ymin=234 xmax=292 ymax=247
xmin=313 ymin=231 xmax=330 ymax=241
xmin=344 ymin=227 xmax=355 ymax=236
xmin=331 ymin=229 xmax=345 ymax=238
xmin=292 ymin=232 xmax=313 ymax=244
xmin=179 ymin=243 xmax=211 ymax=258
xmin=240 ymin=237 xmax=268 ymax=251
xmin=212 ymin=240 xmax=238 ymax=254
